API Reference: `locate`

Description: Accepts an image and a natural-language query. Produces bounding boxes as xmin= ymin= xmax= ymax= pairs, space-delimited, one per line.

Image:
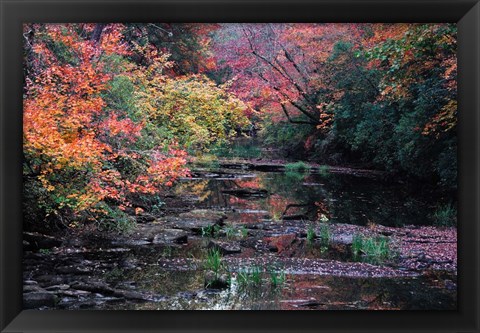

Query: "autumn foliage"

xmin=23 ymin=23 xmax=457 ymax=229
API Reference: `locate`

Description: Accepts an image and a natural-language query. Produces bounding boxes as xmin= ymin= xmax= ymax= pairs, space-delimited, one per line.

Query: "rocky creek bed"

xmin=23 ymin=165 xmax=457 ymax=310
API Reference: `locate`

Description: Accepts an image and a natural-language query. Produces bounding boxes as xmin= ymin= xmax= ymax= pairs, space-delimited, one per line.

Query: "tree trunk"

xmin=90 ymin=23 xmax=106 ymax=43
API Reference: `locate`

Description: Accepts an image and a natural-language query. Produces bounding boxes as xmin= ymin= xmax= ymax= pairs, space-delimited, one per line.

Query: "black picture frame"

xmin=1 ymin=0 xmax=478 ymax=332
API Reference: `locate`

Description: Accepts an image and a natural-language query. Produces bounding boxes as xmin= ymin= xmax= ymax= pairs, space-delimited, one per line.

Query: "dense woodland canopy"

xmin=23 ymin=23 xmax=457 ymax=230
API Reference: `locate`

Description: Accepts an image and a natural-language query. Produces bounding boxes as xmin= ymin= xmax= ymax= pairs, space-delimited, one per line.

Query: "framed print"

xmin=1 ymin=0 xmax=479 ymax=332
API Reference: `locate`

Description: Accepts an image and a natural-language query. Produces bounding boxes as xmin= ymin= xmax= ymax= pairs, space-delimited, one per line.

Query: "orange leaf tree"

xmin=23 ymin=24 xmax=189 ymax=227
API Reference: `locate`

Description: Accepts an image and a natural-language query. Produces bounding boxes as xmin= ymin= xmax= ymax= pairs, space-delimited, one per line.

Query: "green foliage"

xmin=192 ymin=154 xmax=220 ymax=169
xmin=262 ymin=119 xmax=314 ymax=158
xmin=95 ymin=203 xmax=137 ymax=233
xmin=161 ymin=246 xmax=175 ymax=258
xmin=306 ymin=224 xmax=316 ymax=244
xmin=237 ymin=266 xmax=263 ymax=287
xmin=136 ymin=74 xmax=251 ymax=152
xmin=268 ymin=267 xmax=286 ymax=288
xmin=433 ymin=203 xmax=457 ymax=227
xmin=204 ymin=248 xmax=224 ymax=278
xmin=223 ymin=224 xmax=237 ymax=239
xmin=285 ymin=161 xmax=311 ymax=173
xmin=201 ymin=224 xmax=222 ymax=238
xmin=211 ymin=141 xmax=262 ymax=159
xmin=351 ymin=234 xmax=393 ymax=263
xmin=352 ymin=234 xmax=363 ymax=257
xmin=237 ymin=265 xmax=287 ymax=289
xmin=257 ymin=25 xmax=457 ymax=190
xmin=239 ymin=225 xmax=249 ymax=238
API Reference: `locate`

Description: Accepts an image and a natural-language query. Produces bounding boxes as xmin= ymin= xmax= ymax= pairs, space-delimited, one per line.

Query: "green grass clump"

xmin=223 ymin=224 xmax=237 ymax=239
xmin=204 ymin=248 xmax=224 ymax=279
xmin=201 ymin=224 xmax=221 ymax=238
xmin=239 ymin=225 xmax=249 ymax=238
xmin=352 ymin=234 xmax=363 ymax=257
xmin=351 ymin=234 xmax=393 ymax=263
xmin=433 ymin=203 xmax=457 ymax=227
xmin=268 ymin=267 xmax=286 ymax=288
xmin=284 ymin=161 xmax=310 ymax=173
xmin=237 ymin=266 xmax=263 ymax=286
xmin=306 ymin=224 xmax=316 ymax=244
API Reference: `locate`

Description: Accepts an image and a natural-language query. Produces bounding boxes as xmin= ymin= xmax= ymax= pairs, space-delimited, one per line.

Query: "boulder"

xmin=178 ymin=209 xmax=227 ymax=223
xmin=208 ymin=240 xmax=241 ymax=255
xmin=330 ymin=234 xmax=354 ymax=246
xmin=152 ymin=229 xmax=188 ymax=244
xmin=264 ymin=233 xmax=297 ymax=253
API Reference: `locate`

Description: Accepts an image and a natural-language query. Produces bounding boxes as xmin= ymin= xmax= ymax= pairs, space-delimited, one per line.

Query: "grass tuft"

xmin=284 ymin=161 xmax=310 ymax=173
xmin=351 ymin=234 xmax=393 ymax=263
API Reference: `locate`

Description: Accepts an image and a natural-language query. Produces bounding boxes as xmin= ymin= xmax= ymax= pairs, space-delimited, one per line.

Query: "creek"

xmin=23 ymin=165 xmax=457 ymax=310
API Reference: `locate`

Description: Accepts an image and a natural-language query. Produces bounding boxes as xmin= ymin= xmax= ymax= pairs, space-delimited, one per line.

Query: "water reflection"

xmin=176 ymin=169 xmax=453 ymax=227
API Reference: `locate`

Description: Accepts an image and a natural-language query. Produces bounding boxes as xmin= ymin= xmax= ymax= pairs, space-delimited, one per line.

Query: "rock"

xmin=24 ymin=280 xmax=38 ymax=285
xmin=59 ymin=289 xmax=91 ymax=297
xmin=23 ymin=292 xmax=56 ymax=309
xmin=136 ymin=213 xmax=156 ymax=223
xmin=23 ymin=232 xmax=62 ymax=250
xmin=163 ymin=217 xmax=222 ymax=233
xmin=56 ymin=265 xmax=93 ymax=275
xmin=208 ymin=240 xmax=241 ymax=255
xmin=112 ymin=239 xmax=152 ymax=246
xmin=331 ymin=234 xmax=354 ymax=245
xmin=23 ymin=285 xmax=45 ymax=293
xmin=45 ymin=284 xmax=70 ymax=291
xmin=35 ymin=275 xmax=65 ymax=285
xmin=71 ymin=281 xmax=115 ymax=295
xmin=264 ymin=233 xmax=297 ymax=253
xmin=178 ymin=209 xmax=227 ymax=223
xmin=222 ymin=188 xmax=268 ymax=198
xmin=152 ymin=229 xmax=188 ymax=244
xmin=112 ymin=289 xmax=152 ymax=301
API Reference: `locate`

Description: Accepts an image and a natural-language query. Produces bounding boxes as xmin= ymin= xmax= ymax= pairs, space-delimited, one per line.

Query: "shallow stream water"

xmin=23 ymin=167 xmax=457 ymax=310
